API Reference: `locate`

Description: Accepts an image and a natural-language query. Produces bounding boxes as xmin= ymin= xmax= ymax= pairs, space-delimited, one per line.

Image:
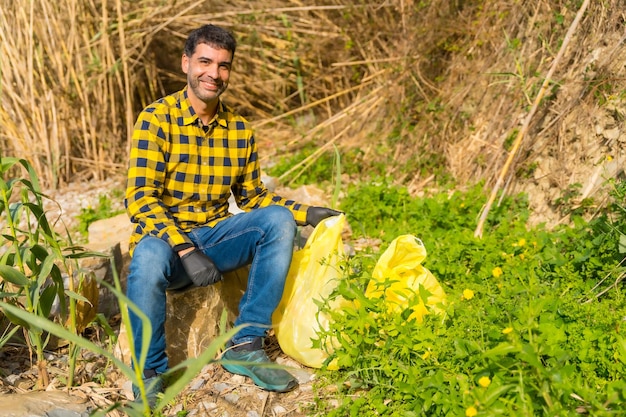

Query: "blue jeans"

xmin=126 ymin=205 xmax=296 ymax=374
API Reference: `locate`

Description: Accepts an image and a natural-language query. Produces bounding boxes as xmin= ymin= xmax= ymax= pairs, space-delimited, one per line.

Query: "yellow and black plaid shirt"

xmin=125 ymin=87 xmax=309 ymax=254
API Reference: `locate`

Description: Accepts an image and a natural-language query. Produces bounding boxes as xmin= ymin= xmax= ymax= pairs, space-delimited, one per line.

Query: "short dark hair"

xmin=184 ymin=24 xmax=237 ymax=59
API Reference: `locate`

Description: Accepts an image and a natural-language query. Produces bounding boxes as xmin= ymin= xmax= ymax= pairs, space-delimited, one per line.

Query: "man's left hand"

xmin=306 ymin=206 xmax=343 ymax=227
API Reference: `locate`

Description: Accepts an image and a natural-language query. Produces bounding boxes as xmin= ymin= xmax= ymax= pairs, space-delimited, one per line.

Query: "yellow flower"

xmin=422 ymin=351 xmax=431 ymax=360
xmin=607 ymin=155 xmax=613 ymax=161
xmin=502 ymin=327 xmax=513 ymax=334
xmin=491 ymin=267 xmax=503 ymax=278
xmin=517 ymin=238 xmax=526 ymax=247
xmin=519 ymin=253 xmax=525 ymax=260
xmin=466 ymin=406 xmax=478 ymax=417
xmin=478 ymin=376 xmax=491 ymax=387
xmin=462 ymin=289 xmax=475 ymax=300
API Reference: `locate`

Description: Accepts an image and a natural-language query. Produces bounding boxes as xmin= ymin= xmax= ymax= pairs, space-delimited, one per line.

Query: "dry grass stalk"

xmin=474 ymin=0 xmax=591 ymax=238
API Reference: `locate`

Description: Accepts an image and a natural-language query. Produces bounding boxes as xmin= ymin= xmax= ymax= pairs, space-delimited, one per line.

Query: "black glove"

xmin=180 ymin=248 xmax=223 ymax=287
xmin=306 ymin=206 xmax=343 ymax=227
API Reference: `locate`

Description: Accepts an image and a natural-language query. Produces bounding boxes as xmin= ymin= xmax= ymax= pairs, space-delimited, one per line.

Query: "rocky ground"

xmin=0 ymin=336 xmax=321 ymax=416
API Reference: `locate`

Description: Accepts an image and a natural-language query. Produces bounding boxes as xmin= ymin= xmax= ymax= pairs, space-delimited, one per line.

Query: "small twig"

xmin=583 ymin=272 xmax=625 ymax=304
xmin=259 ymin=391 xmax=270 ymax=416
xmin=331 ymin=55 xmax=419 ymax=67
xmin=582 ymin=256 xmax=626 ymax=304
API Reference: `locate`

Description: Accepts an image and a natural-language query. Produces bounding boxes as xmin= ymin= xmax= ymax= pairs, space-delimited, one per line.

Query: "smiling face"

xmin=182 ymin=42 xmax=233 ymax=108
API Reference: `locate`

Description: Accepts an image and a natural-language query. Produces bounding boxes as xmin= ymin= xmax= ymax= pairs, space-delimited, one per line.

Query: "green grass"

xmin=308 ymin=179 xmax=626 ymax=416
xmin=76 ymin=193 xmax=125 ymax=236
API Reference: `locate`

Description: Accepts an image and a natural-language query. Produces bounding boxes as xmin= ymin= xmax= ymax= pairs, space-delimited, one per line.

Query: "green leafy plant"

xmin=0 ymin=266 xmax=241 ymax=416
xmin=0 ymin=156 xmax=100 ymax=387
xmin=310 ymin=178 xmax=626 ymax=416
xmin=76 ymin=193 xmax=125 ymax=236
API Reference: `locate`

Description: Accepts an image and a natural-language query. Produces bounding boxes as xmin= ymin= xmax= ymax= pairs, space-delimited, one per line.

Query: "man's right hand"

xmin=180 ymin=248 xmax=223 ymax=286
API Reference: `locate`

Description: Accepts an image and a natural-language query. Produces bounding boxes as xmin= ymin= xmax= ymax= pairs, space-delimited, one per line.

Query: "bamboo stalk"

xmin=115 ymin=0 xmax=133 ymax=154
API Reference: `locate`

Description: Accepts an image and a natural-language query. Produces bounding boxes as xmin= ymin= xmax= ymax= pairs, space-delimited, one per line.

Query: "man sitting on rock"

xmin=124 ymin=24 xmax=340 ymax=406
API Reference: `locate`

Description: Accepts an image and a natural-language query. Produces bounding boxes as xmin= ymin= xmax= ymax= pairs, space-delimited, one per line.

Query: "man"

xmin=124 ymin=24 xmax=340 ymax=405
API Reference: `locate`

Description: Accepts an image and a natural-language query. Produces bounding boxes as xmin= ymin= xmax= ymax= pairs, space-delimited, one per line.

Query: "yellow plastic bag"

xmin=366 ymin=235 xmax=446 ymax=322
xmin=272 ymin=214 xmax=346 ymax=369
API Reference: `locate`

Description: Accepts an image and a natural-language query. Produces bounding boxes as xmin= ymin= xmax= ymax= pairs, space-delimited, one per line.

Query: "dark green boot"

xmin=222 ymin=338 xmax=298 ymax=393
xmin=132 ymin=370 xmax=164 ymax=408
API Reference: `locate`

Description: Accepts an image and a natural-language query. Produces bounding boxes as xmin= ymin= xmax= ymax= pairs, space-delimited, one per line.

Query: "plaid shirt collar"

xmin=180 ymin=87 xmax=229 ymax=129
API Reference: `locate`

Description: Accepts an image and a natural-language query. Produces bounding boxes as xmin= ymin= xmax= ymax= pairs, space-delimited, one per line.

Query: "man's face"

xmin=182 ymin=43 xmax=232 ymax=104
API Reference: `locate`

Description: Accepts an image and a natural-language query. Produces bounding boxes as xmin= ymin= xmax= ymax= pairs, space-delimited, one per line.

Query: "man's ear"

xmin=181 ymin=54 xmax=189 ymax=74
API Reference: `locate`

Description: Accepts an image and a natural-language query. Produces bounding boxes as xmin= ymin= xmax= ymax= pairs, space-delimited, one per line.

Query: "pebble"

xmin=299 ymin=383 xmax=313 ymax=393
xmin=6 ymin=374 xmax=20 ymax=384
xmin=190 ymin=377 xmax=205 ymax=390
xmin=197 ymin=401 xmax=218 ymax=411
xmin=85 ymin=362 xmax=96 ymax=374
xmin=230 ymin=374 xmax=246 ymax=384
xmin=223 ymin=393 xmax=239 ymax=404
xmin=213 ymin=382 xmax=230 ymax=393
xmin=291 ymin=368 xmax=313 ymax=383
xmin=247 ymin=411 xmax=260 ymax=417
xmin=273 ymin=405 xmax=287 ymax=414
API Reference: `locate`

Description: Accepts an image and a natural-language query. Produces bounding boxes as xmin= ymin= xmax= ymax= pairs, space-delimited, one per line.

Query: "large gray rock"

xmin=114 ymin=267 xmax=248 ymax=367
xmin=0 ymin=391 xmax=90 ymax=417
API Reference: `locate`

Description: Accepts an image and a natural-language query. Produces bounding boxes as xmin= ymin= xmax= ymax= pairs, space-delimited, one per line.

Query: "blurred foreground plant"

xmin=0 ymin=155 xmax=100 ymax=387
xmin=0 ymin=264 xmax=240 ymax=416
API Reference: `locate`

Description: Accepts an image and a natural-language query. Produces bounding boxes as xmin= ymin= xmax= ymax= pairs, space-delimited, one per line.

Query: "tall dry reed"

xmin=0 ymin=0 xmax=624 ymax=217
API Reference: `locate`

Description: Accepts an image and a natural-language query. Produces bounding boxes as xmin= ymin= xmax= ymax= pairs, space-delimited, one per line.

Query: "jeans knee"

xmin=262 ymin=206 xmax=296 ymax=238
xmin=128 ymin=237 xmax=173 ymax=287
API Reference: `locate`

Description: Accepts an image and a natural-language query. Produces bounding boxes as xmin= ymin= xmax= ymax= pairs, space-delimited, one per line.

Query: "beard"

xmin=188 ymin=75 xmax=228 ymax=103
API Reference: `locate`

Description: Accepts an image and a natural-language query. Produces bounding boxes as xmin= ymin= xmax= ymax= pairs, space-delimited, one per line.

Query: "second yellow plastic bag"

xmin=366 ymin=234 xmax=446 ymax=322
xmin=272 ymin=214 xmax=346 ymax=369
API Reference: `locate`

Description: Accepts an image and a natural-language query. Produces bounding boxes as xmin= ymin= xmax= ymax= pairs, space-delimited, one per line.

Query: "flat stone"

xmin=224 ymin=393 xmax=240 ymax=404
xmin=0 ymin=391 xmax=89 ymax=417
xmin=213 ymin=382 xmax=231 ymax=393
xmin=190 ymin=377 xmax=206 ymax=390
